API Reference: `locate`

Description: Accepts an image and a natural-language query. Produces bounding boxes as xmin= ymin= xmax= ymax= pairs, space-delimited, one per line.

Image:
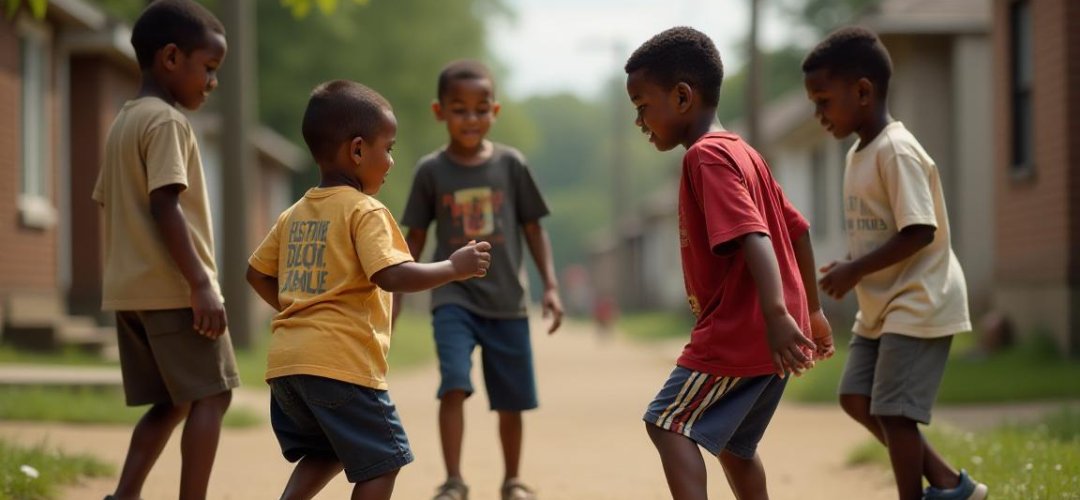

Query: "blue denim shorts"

xmin=643 ymin=366 xmax=787 ymax=458
xmin=269 ymin=375 xmax=413 ymax=483
xmin=433 ymin=305 xmax=538 ymax=411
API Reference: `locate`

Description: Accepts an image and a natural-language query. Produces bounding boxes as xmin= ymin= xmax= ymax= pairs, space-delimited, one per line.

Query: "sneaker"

xmin=433 ymin=478 xmax=469 ymax=500
xmin=923 ymin=470 xmax=988 ymax=500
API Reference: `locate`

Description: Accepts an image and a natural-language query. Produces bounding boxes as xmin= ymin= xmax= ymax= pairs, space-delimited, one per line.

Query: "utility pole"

xmin=219 ymin=0 xmax=256 ymax=347
xmin=747 ymin=0 xmax=762 ymax=146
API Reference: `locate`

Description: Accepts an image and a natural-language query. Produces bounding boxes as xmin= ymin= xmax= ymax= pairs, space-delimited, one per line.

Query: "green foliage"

xmin=4 ymin=0 xmax=45 ymax=19
xmin=0 ymin=386 xmax=261 ymax=428
xmin=786 ymin=333 xmax=1080 ymax=404
xmin=780 ymin=0 xmax=881 ymax=36
xmin=281 ymin=0 xmax=370 ymax=19
xmin=618 ymin=310 xmax=696 ymax=343
xmin=0 ymin=438 xmax=112 ymax=500
xmin=718 ymin=45 xmax=810 ymax=124
xmin=848 ymin=408 xmax=1080 ymax=499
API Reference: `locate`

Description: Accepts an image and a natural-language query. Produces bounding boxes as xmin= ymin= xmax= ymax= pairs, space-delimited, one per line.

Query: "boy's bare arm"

xmin=819 ymin=224 xmax=935 ymax=299
xmin=741 ymin=232 xmax=815 ymax=377
xmin=375 ymin=241 xmax=491 ymax=294
xmin=523 ymin=221 xmax=563 ymax=334
xmin=791 ymin=232 xmax=834 ymax=360
xmin=391 ymin=228 xmax=429 ymax=323
xmin=149 ymin=184 xmax=225 ymax=338
xmin=245 ymin=266 xmax=281 ymax=312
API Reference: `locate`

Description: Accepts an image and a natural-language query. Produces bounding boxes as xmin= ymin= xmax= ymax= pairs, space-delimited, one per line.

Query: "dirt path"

xmin=2 ymin=320 xmax=897 ymax=499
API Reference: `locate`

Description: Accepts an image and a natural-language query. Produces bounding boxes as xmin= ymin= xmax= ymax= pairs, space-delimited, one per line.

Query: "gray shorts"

xmin=838 ymin=333 xmax=952 ymax=424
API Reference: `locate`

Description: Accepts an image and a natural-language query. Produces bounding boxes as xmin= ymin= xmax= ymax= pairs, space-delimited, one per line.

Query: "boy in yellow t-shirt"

xmin=247 ymin=80 xmax=491 ymax=500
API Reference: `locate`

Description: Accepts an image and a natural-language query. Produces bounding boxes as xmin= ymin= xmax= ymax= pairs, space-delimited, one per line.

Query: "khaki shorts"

xmin=115 ymin=308 xmax=240 ymax=405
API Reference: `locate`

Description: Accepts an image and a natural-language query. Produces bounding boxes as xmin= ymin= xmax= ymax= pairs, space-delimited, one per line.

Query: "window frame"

xmin=1008 ymin=0 xmax=1034 ymax=180
xmin=16 ymin=17 xmax=57 ymax=229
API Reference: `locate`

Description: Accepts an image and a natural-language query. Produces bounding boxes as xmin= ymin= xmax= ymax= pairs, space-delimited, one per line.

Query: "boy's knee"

xmin=440 ymin=390 xmax=468 ymax=404
xmin=839 ymin=393 xmax=871 ymax=421
xmin=194 ymin=389 xmax=233 ymax=413
xmin=152 ymin=401 xmax=191 ymax=424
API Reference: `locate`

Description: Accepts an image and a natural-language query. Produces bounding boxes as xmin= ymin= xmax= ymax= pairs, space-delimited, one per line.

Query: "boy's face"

xmin=434 ymin=78 xmax=499 ymax=150
xmin=354 ymin=110 xmax=398 ymax=196
xmin=626 ymin=69 xmax=686 ymax=152
xmin=161 ymin=31 xmax=227 ymax=110
xmin=803 ymin=68 xmax=863 ymax=139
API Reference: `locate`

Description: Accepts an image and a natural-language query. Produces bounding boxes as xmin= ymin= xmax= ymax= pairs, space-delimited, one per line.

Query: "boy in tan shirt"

xmin=91 ymin=1 xmax=237 ymax=499
xmin=803 ymin=27 xmax=987 ymax=500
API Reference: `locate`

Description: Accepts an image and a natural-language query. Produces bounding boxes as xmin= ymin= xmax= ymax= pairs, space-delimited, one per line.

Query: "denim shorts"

xmin=643 ymin=366 xmax=787 ymax=458
xmin=433 ymin=305 xmax=538 ymax=411
xmin=839 ymin=333 xmax=953 ymax=424
xmin=269 ymin=375 xmax=413 ymax=483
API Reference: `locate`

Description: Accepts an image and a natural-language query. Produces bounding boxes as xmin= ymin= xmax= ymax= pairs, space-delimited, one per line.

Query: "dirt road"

xmin=2 ymin=320 xmax=895 ymax=499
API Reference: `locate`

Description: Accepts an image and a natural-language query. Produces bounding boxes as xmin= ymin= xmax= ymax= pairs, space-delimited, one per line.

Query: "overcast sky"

xmin=488 ymin=0 xmax=807 ymax=100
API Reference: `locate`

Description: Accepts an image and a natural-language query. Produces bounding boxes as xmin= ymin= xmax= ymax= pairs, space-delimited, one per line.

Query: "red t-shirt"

xmin=676 ymin=132 xmax=811 ymax=376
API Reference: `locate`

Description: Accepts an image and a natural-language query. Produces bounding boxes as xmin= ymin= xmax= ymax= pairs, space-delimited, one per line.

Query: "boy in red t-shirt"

xmin=625 ymin=27 xmax=834 ymax=498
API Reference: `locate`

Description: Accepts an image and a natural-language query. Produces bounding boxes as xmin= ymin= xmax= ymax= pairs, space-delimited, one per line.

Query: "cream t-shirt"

xmin=92 ymin=97 xmax=221 ymax=311
xmin=248 ymin=187 xmax=414 ymax=390
xmin=844 ymin=121 xmax=971 ymax=339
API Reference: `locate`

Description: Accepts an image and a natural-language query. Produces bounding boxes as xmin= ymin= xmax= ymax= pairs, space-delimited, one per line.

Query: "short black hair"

xmin=624 ymin=27 xmax=724 ymax=107
xmin=802 ymin=26 xmax=893 ymax=97
xmin=437 ymin=59 xmax=495 ymax=101
xmin=302 ymin=80 xmax=393 ymax=164
xmin=131 ymin=0 xmax=225 ymax=69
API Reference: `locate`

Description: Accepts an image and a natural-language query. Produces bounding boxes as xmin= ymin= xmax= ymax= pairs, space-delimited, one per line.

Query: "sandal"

xmin=433 ymin=478 xmax=469 ymax=500
xmin=501 ymin=479 xmax=537 ymax=500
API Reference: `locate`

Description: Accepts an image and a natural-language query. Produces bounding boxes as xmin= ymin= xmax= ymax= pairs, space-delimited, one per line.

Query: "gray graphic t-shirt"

xmin=401 ymin=144 xmax=549 ymax=318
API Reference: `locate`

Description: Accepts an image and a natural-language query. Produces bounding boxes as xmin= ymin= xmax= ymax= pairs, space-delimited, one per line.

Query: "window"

xmin=17 ymin=20 xmax=55 ymax=228
xmin=1010 ymin=0 xmax=1033 ymax=175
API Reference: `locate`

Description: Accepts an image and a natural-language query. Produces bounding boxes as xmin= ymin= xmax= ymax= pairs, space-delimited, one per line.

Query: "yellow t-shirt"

xmin=248 ymin=186 xmax=414 ymax=389
xmin=844 ymin=121 xmax=971 ymax=339
xmin=92 ymin=97 xmax=221 ymax=311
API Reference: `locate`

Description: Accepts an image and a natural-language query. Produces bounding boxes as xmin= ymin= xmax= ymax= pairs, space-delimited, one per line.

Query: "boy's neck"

xmin=445 ymin=139 xmax=493 ymax=167
xmin=854 ymin=105 xmax=893 ymax=151
xmin=137 ymin=72 xmax=176 ymax=107
xmin=681 ymin=109 xmax=724 ymax=149
xmin=317 ymin=168 xmax=364 ymax=192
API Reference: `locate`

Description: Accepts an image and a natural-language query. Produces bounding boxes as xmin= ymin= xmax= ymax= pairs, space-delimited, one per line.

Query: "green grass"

xmin=786 ymin=333 xmax=1080 ymax=404
xmin=848 ymin=407 xmax=1080 ymax=499
xmin=0 ymin=346 xmax=116 ymax=367
xmin=0 ymin=438 xmax=113 ymax=500
xmin=0 ymin=387 xmax=261 ymax=428
xmin=617 ymin=310 xmax=696 ymax=342
xmin=234 ymin=311 xmax=436 ymax=388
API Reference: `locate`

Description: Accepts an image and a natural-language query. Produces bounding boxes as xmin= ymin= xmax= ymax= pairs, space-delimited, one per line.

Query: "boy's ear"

xmin=491 ymin=101 xmax=501 ymax=118
xmin=856 ymin=77 xmax=874 ymax=105
xmin=160 ymin=43 xmax=181 ymax=71
xmin=431 ymin=100 xmax=445 ymax=121
xmin=350 ymin=136 xmax=364 ymax=164
xmin=674 ymin=82 xmax=694 ymax=113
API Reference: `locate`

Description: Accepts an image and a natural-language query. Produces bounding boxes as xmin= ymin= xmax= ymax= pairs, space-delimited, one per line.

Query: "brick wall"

xmin=0 ymin=22 xmax=58 ymax=294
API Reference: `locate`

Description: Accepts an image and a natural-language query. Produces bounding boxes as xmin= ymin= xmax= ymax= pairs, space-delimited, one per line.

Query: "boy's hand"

xmin=542 ymin=287 xmax=564 ymax=334
xmin=809 ymin=309 xmax=835 ymax=361
xmin=764 ymin=312 xmax=815 ymax=378
xmin=819 ymin=260 xmax=861 ymax=299
xmin=191 ymin=283 xmax=227 ymax=339
xmin=449 ymin=240 xmax=492 ymax=279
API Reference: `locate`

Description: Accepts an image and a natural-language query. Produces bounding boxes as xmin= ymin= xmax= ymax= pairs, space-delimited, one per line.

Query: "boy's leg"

xmin=178 ymin=390 xmax=232 ymax=500
xmin=719 ymin=451 xmax=767 ymax=500
xmin=433 ymin=306 xmax=481 ymax=482
xmin=439 ymin=390 xmax=469 ymax=479
xmin=113 ymin=402 xmax=191 ymax=500
xmin=878 ymin=415 xmax=925 ymax=500
xmin=281 ymin=455 xmax=343 ymax=500
xmin=646 ymin=424 xmax=708 ymax=500
xmin=865 ymin=334 xmax=960 ymax=495
xmin=476 ymin=315 xmax=536 ymax=485
xmin=111 ymin=311 xmax=191 ymax=499
xmin=498 ymin=411 xmax=523 ymax=480
xmin=351 ymin=469 xmax=400 ymax=500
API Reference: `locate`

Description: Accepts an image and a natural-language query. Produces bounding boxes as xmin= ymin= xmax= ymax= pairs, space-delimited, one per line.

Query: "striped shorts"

xmin=643 ymin=366 xmax=787 ymax=458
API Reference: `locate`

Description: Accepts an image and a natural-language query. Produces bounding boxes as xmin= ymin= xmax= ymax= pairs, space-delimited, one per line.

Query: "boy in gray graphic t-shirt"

xmin=396 ymin=60 xmax=562 ymax=500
